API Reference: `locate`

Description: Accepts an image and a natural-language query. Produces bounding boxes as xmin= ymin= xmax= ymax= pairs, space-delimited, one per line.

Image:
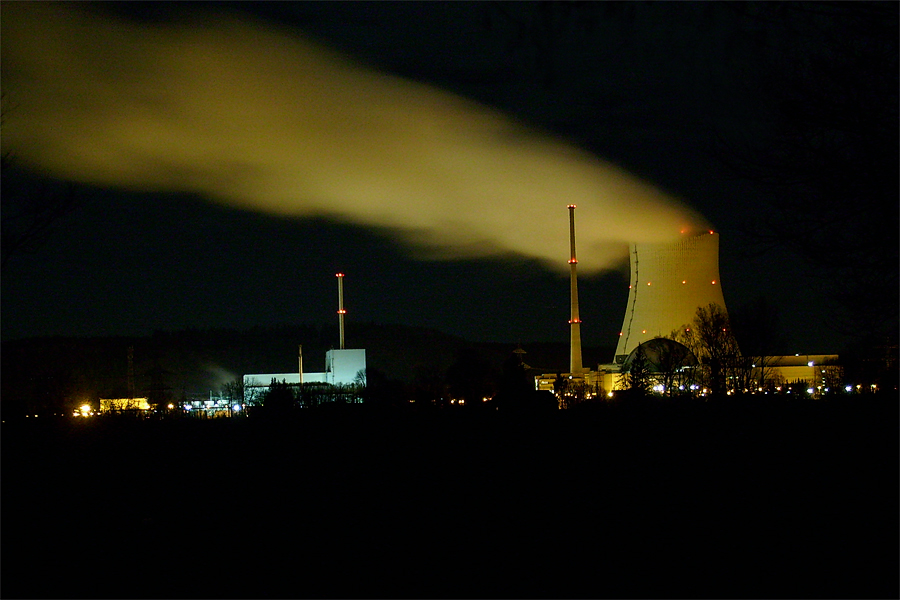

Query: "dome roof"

xmin=622 ymin=338 xmax=698 ymax=373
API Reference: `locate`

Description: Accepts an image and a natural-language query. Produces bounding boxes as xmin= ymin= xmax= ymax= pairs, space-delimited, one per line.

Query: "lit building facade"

xmin=100 ymin=397 xmax=151 ymax=412
xmin=243 ymin=348 xmax=366 ymax=404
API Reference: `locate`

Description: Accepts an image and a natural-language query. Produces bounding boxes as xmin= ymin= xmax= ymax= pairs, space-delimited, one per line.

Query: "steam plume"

xmin=1 ymin=3 xmax=707 ymax=272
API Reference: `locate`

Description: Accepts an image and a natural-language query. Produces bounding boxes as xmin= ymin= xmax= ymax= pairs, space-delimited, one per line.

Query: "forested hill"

xmin=0 ymin=322 xmax=614 ymax=415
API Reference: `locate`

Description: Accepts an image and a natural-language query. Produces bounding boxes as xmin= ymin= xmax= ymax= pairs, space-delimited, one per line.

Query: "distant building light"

xmin=232 ymin=404 xmax=241 ymax=412
xmin=807 ymin=361 xmax=814 ymax=367
xmin=807 ymin=388 xmax=814 ymax=395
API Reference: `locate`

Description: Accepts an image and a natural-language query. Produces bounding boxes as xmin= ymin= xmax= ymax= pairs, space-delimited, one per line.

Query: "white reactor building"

xmin=614 ymin=231 xmax=728 ymax=365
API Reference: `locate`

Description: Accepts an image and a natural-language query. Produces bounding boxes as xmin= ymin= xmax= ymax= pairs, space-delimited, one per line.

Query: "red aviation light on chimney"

xmin=336 ymin=273 xmax=345 ymax=278
xmin=567 ymin=204 xmax=576 ymax=208
xmin=568 ymin=258 xmax=577 ymax=264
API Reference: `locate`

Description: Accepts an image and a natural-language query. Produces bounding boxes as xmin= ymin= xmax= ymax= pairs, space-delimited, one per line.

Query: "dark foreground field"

xmin=3 ymin=397 xmax=898 ymax=599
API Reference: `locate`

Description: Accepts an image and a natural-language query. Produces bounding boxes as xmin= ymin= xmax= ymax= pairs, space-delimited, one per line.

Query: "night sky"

xmin=2 ymin=2 xmax=897 ymax=353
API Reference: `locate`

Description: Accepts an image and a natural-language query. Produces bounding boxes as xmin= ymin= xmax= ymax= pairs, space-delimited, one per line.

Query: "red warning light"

xmin=336 ymin=273 xmax=345 ymax=277
xmin=567 ymin=204 xmax=576 ymax=208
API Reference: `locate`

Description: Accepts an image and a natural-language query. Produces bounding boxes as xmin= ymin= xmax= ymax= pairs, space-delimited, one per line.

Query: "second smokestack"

xmin=568 ymin=205 xmax=583 ymax=374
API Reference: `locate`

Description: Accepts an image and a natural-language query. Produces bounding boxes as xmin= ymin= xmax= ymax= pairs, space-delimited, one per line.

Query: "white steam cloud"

xmin=1 ymin=3 xmax=707 ymax=272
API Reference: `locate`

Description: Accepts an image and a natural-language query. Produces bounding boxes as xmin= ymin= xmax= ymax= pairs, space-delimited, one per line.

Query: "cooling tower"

xmin=614 ymin=232 xmax=728 ymax=364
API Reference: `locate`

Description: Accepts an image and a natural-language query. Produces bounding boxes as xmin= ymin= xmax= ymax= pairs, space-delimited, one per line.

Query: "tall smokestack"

xmin=336 ymin=273 xmax=346 ymax=350
xmin=568 ymin=205 xmax=583 ymax=374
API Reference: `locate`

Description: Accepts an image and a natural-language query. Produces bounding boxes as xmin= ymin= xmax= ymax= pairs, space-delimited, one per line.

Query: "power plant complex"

xmin=536 ymin=205 xmax=837 ymax=398
xmin=243 ymin=205 xmax=836 ymax=407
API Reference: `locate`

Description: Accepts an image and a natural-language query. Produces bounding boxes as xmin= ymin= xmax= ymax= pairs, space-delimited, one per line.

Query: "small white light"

xmin=807 ymin=388 xmax=814 ymax=395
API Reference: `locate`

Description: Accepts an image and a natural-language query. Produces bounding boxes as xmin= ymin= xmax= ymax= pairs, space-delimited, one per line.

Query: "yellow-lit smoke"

xmin=1 ymin=3 xmax=707 ymax=272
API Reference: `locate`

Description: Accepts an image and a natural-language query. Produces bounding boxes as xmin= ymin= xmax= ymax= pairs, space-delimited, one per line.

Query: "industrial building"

xmin=243 ymin=273 xmax=366 ymax=404
xmin=536 ymin=207 xmax=838 ymax=399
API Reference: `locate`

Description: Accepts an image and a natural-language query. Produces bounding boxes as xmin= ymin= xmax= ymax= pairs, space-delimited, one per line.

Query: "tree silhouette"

xmin=625 ymin=343 xmax=651 ymax=397
xmin=262 ymin=378 xmax=295 ymax=416
xmin=1 ymin=94 xmax=80 ymax=272
xmin=716 ymin=3 xmax=899 ymax=342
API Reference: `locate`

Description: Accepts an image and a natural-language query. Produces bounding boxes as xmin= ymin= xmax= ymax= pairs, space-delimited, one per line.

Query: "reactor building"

xmin=243 ymin=272 xmax=366 ymax=403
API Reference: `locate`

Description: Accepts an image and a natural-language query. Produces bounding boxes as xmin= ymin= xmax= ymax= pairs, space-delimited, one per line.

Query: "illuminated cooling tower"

xmin=614 ymin=232 xmax=728 ymax=364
